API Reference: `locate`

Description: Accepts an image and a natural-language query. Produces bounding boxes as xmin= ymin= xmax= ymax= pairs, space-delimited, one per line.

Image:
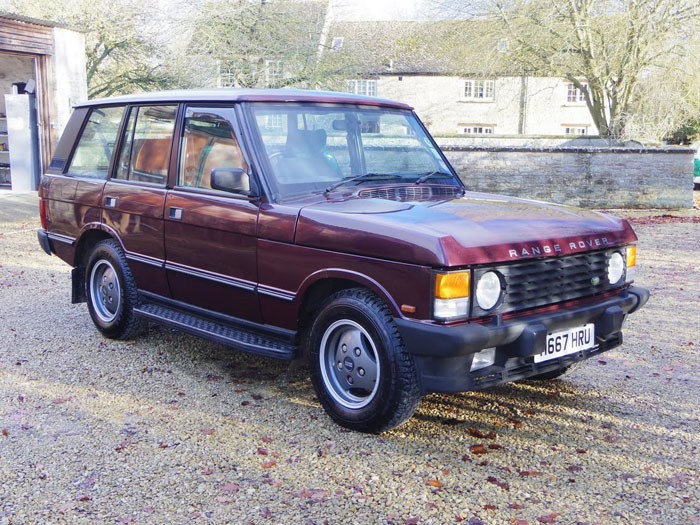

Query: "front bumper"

xmin=395 ymin=286 xmax=649 ymax=393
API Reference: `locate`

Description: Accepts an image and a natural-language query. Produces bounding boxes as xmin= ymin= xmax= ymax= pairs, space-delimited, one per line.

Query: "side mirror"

xmin=211 ymin=168 xmax=250 ymax=194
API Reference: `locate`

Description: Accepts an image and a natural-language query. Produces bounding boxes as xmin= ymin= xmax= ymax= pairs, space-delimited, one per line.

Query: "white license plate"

xmin=534 ymin=324 xmax=596 ymax=363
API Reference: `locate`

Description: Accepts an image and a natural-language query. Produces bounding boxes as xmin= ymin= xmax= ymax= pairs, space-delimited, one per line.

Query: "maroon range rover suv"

xmin=37 ymin=89 xmax=649 ymax=433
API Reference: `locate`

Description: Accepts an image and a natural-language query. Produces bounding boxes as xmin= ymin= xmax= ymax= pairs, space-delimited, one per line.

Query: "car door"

xmin=101 ymin=104 xmax=178 ymax=297
xmin=164 ymin=105 xmax=262 ymax=322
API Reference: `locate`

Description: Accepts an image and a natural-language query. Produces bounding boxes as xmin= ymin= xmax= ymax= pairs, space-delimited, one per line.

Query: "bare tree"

xmin=188 ymin=0 xmax=330 ymax=89
xmin=433 ymin=0 xmax=700 ymax=139
xmin=9 ymin=0 xmax=179 ymax=98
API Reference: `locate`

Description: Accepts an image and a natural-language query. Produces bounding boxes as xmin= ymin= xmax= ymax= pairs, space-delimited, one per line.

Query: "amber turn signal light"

xmin=626 ymin=245 xmax=636 ymax=267
xmin=435 ymin=271 xmax=470 ymax=299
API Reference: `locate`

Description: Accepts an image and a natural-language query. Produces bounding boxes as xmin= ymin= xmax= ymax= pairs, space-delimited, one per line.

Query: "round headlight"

xmin=476 ymin=271 xmax=502 ymax=310
xmin=608 ymin=252 xmax=624 ymax=284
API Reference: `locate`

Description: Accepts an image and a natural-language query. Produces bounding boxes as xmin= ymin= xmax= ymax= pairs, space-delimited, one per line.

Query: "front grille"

xmin=358 ymin=186 xmax=462 ymax=202
xmin=473 ymin=249 xmax=620 ymax=316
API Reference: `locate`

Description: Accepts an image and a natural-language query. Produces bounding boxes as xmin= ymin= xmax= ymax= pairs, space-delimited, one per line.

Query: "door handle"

xmin=105 ymin=196 xmax=118 ymax=208
xmin=169 ymin=207 xmax=183 ymax=220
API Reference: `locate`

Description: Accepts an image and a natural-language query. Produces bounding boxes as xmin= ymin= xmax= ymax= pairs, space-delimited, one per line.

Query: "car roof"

xmin=77 ymin=88 xmax=413 ymax=111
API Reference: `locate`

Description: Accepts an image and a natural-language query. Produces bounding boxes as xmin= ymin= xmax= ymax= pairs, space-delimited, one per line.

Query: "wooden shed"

xmin=0 ymin=13 xmax=87 ymax=189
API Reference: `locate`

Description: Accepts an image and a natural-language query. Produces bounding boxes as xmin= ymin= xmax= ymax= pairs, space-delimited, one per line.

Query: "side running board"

xmin=134 ymin=302 xmax=298 ymax=360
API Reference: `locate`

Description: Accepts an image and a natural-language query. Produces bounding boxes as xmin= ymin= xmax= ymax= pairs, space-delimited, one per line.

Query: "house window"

xmin=219 ymin=64 xmax=236 ymax=88
xmin=331 ymin=37 xmax=344 ymax=49
xmin=567 ymin=83 xmax=587 ymax=103
xmin=459 ymin=125 xmax=495 ymax=134
xmin=266 ymin=60 xmax=284 ymax=86
xmin=266 ymin=113 xmax=284 ymax=129
xmin=463 ymin=80 xmax=495 ymax=101
xmin=564 ymin=126 xmax=587 ymax=135
xmin=346 ymin=79 xmax=377 ymax=97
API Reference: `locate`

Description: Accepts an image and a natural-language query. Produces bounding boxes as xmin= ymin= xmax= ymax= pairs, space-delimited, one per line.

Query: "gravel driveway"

xmin=1 ymin=193 xmax=698 ymax=524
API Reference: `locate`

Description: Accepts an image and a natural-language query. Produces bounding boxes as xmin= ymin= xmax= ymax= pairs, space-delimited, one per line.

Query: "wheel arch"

xmin=296 ymin=270 xmax=402 ymax=333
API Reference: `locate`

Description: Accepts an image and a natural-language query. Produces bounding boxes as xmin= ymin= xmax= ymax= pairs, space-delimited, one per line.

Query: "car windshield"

xmin=248 ymin=103 xmax=457 ymax=199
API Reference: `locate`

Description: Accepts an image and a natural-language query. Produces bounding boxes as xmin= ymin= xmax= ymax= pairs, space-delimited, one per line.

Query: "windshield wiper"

xmin=414 ymin=171 xmax=454 ymax=185
xmin=324 ymin=173 xmax=403 ymax=194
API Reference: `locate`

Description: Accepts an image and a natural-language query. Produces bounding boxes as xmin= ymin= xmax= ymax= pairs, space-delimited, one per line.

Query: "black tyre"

xmin=85 ymin=239 xmax=142 ymax=339
xmin=306 ymin=288 xmax=421 ymax=433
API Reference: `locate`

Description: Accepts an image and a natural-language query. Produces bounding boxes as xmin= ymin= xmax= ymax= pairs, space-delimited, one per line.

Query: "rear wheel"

xmin=306 ymin=288 xmax=421 ymax=433
xmin=85 ymin=239 xmax=142 ymax=339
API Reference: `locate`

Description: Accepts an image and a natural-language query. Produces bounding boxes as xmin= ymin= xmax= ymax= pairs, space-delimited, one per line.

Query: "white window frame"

xmin=459 ymin=125 xmax=495 ymax=135
xmin=462 ymin=79 xmax=495 ymax=101
xmin=266 ymin=113 xmax=284 ymax=129
xmin=266 ymin=60 xmax=284 ymax=86
xmin=346 ymin=79 xmax=377 ymax=97
xmin=566 ymin=82 xmax=587 ymax=104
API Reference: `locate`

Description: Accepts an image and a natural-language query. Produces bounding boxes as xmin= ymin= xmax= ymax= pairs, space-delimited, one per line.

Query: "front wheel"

xmin=306 ymin=288 xmax=421 ymax=433
xmin=85 ymin=239 xmax=142 ymax=339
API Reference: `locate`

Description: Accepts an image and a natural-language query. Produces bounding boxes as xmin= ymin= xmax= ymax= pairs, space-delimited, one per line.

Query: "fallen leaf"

xmin=115 ymin=441 xmax=131 ymax=452
xmin=487 ymin=444 xmax=503 ymax=450
xmin=470 ymin=444 xmax=488 ymax=455
xmin=219 ymin=483 xmax=240 ymax=492
xmin=261 ymin=436 xmax=273 ymax=443
xmin=519 ymin=470 xmax=543 ymax=478
xmin=466 ymin=428 xmax=497 ymax=439
xmin=252 ymin=394 xmax=263 ymax=400
xmin=116 ymin=517 xmax=135 ymax=523
xmin=200 ymin=428 xmax=215 ymax=435
xmin=52 ymin=397 xmax=72 ymax=405
xmin=76 ymin=495 xmax=91 ymax=502
xmin=258 ymin=447 xmax=268 ymax=455
xmin=576 ymin=448 xmax=587 ymax=454
xmin=206 ymin=374 xmax=223 ymax=381
xmin=262 ymin=461 xmax=276 ymax=469
xmin=241 ymin=401 xmax=251 ymax=406
xmin=536 ymin=514 xmax=560 ymax=523
xmin=515 ymin=520 xmax=529 ymax=525
xmin=510 ymin=418 xmax=524 ymax=429
xmin=486 ymin=476 xmax=509 ymax=490
xmin=1 ymin=429 xmax=8 ymax=437
xmin=523 ymin=409 xmax=536 ymax=416
xmin=426 ymin=479 xmax=443 ymax=488
xmin=216 ymin=496 xmax=233 ymax=504
xmin=404 ymin=518 xmax=420 ymax=525
xmin=201 ymin=467 xmax=214 ymax=475
xmin=567 ymin=465 xmax=583 ymax=473
xmin=509 ymin=503 xmax=525 ymax=509
xmin=260 ymin=507 xmax=272 ymax=518
xmin=483 ymin=504 xmax=496 ymax=510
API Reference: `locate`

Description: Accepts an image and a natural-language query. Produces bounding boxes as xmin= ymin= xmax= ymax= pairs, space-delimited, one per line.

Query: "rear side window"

xmin=179 ymin=106 xmax=248 ymax=191
xmin=67 ymin=106 xmax=125 ymax=179
xmin=115 ymin=105 xmax=177 ymax=185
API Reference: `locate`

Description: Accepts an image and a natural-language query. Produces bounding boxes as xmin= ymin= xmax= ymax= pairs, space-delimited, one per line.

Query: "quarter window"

xmin=67 ymin=106 xmax=125 ymax=179
xmin=115 ymin=105 xmax=177 ymax=185
xmin=179 ymin=106 xmax=248 ymax=191
xmin=463 ymin=80 xmax=495 ymax=101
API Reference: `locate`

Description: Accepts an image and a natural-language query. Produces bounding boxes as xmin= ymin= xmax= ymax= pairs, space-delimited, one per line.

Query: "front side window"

xmin=179 ymin=106 xmax=248 ymax=191
xmin=249 ymin=103 xmax=456 ymax=200
xmin=67 ymin=106 xmax=125 ymax=179
xmin=463 ymin=80 xmax=495 ymax=101
xmin=115 ymin=105 xmax=177 ymax=185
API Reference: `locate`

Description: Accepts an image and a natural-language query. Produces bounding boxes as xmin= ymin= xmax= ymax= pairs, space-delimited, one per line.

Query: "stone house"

xmin=322 ymin=20 xmax=599 ymax=137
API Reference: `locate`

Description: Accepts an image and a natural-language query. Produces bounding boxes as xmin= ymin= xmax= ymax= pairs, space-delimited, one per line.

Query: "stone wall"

xmin=437 ymin=141 xmax=695 ymax=209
